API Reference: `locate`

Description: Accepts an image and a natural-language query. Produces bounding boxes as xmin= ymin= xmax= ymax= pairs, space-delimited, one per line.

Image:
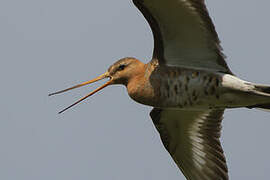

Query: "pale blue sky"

xmin=1 ymin=0 xmax=270 ymax=179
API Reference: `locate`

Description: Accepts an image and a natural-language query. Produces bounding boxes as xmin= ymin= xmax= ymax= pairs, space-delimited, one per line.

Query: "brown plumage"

xmin=50 ymin=1 xmax=270 ymax=179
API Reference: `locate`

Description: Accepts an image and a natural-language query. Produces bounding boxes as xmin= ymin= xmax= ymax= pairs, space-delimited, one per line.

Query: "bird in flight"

xmin=50 ymin=0 xmax=270 ymax=179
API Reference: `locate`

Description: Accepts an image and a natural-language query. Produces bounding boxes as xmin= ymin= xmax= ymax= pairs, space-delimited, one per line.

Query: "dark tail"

xmin=254 ymin=84 xmax=270 ymax=94
xmin=247 ymin=84 xmax=270 ymax=110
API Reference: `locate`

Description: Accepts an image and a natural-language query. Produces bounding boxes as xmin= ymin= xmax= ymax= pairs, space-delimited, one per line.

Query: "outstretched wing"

xmin=150 ymin=108 xmax=228 ymax=180
xmin=133 ymin=0 xmax=232 ymax=73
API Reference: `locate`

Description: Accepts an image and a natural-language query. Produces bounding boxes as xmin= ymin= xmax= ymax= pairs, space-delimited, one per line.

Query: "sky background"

xmin=1 ymin=0 xmax=270 ymax=179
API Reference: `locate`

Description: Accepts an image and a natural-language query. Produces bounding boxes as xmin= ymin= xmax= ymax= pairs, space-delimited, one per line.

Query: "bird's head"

xmin=107 ymin=57 xmax=145 ymax=85
xmin=49 ymin=57 xmax=145 ymax=113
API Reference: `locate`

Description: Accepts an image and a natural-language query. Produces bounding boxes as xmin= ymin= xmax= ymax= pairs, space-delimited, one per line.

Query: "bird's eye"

xmin=118 ymin=64 xmax=126 ymax=71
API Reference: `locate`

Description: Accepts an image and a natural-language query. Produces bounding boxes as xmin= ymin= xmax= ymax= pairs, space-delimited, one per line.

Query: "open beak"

xmin=49 ymin=72 xmax=112 ymax=114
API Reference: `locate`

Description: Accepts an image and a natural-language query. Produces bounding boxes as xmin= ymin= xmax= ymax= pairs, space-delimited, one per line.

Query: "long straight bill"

xmin=58 ymin=80 xmax=111 ymax=114
xmin=49 ymin=73 xmax=108 ymax=96
xmin=49 ymin=72 xmax=111 ymax=114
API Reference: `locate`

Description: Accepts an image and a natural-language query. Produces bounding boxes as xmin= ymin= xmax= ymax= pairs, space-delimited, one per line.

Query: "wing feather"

xmin=133 ymin=0 xmax=232 ymax=73
xmin=150 ymin=108 xmax=228 ymax=180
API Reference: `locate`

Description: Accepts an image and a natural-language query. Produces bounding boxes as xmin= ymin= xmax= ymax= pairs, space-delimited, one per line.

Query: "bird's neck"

xmin=126 ymin=62 xmax=158 ymax=106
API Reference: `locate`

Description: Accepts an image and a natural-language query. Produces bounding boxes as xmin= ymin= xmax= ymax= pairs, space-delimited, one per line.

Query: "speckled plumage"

xmin=150 ymin=66 xmax=222 ymax=109
xmin=50 ymin=1 xmax=270 ymax=180
xmin=126 ymin=59 xmax=270 ymax=111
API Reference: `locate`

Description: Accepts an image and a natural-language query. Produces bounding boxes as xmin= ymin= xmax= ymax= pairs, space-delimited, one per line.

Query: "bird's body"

xmin=50 ymin=0 xmax=270 ymax=179
xmin=126 ymin=58 xmax=270 ymax=111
